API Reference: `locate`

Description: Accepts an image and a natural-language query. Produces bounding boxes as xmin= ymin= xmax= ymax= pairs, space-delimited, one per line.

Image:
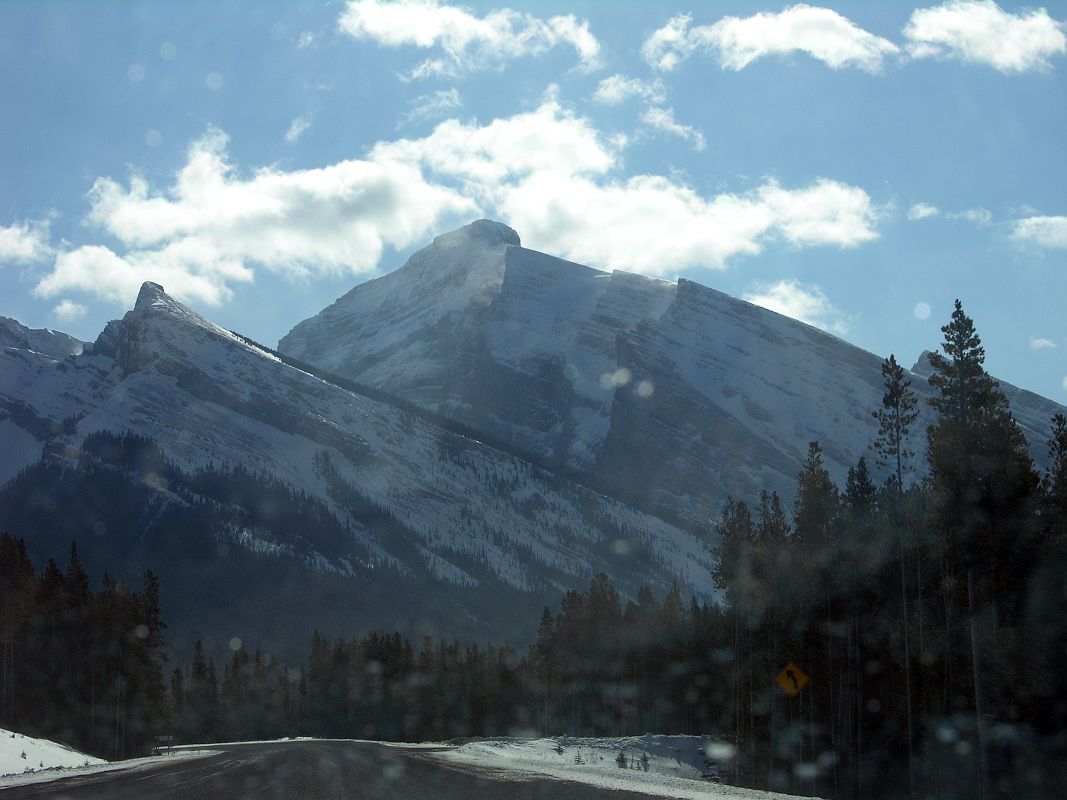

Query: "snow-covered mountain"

xmin=0 ymin=316 xmax=84 ymax=359
xmin=281 ymin=219 xmax=1066 ymax=527
xmin=0 ymin=279 xmax=713 ymax=657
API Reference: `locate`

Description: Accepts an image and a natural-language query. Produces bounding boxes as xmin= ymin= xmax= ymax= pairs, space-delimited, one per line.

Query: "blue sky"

xmin=1 ymin=0 xmax=1066 ymax=400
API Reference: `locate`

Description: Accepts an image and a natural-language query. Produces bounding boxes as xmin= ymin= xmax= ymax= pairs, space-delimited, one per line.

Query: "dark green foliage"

xmin=0 ymin=534 xmax=167 ymax=759
xmin=872 ymin=354 xmax=919 ymax=495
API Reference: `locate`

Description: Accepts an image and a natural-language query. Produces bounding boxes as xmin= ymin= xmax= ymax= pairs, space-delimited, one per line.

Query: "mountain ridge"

xmin=280 ymin=219 xmax=1066 ymax=526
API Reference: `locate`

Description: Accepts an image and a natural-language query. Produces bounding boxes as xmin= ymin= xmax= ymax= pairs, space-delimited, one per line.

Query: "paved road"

xmin=0 ymin=740 xmax=662 ymax=799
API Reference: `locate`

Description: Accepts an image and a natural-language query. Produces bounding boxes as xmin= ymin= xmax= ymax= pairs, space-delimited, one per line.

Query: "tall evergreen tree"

xmin=872 ymin=354 xmax=919 ymax=500
xmin=926 ymin=300 xmax=1039 ymax=799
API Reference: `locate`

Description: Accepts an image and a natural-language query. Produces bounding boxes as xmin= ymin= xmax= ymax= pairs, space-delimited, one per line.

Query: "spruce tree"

xmin=872 ymin=354 xmax=919 ymax=500
xmin=926 ymin=300 xmax=1039 ymax=799
xmin=1042 ymin=414 xmax=1067 ymax=543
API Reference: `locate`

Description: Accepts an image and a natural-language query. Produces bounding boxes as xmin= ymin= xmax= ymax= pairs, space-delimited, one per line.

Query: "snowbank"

xmin=0 ymin=728 xmax=217 ymax=789
xmin=433 ymin=735 xmax=821 ymax=799
xmin=0 ymin=728 xmax=103 ymax=777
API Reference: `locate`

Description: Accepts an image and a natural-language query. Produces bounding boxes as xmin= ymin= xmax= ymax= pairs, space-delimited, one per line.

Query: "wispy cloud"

xmin=1030 ymin=336 xmax=1057 ymax=351
xmin=947 ymin=207 xmax=992 ymax=226
xmin=743 ymin=279 xmax=851 ymax=335
xmin=907 ymin=202 xmax=940 ymax=220
xmin=285 ymin=114 xmax=313 ymax=143
xmin=1013 ymin=215 xmax=1067 ymax=248
xmin=396 ymin=88 xmax=462 ymax=128
xmin=592 ymin=75 xmax=666 ymax=105
xmin=0 ymin=219 xmax=53 ymax=264
xmin=640 ymin=106 xmax=706 ymax=151
xmin=904 ymin=0 xmax=1066 ymax=73
xmin=337 ymin=0 xmax=601 ymax=79
xmin=53 ymin=299 xmax=87 ymax=321
xmin=643 ymin=6 xmax=899 ymax=73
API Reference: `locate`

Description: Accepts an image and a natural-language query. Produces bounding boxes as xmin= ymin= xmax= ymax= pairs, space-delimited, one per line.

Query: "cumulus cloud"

xmin=640 ymin=106 xmax=706 ymax=151
xmin=643 ymin=6 xmax=899 ymax=73
xmin=1030 ymin=336 xmax=1057 ymax=351
xmin=907 ymin=202 xmax=940 ymax=220
xmin=904 ymin=0 xmax=1066 ymax=73
xmin=53 ymin=299 xmax=87 ymax=321
xmin=373 ymin=100 xmax=879 ymax=274
xmin=1013 ymin=215 xmax=1067 ymax=248
xmin=744 ymin=279 xmax=851 ymax=335
xmin=285 ymin=114 xmax=313 ymax=143
xmin=592 ymin=74 xmax=666 ymax=105
xmin=34 ymin=127 xmax=474 ymax=306
xmin=0 ymin=219 xmax=53 ymax=264
xmin=337 ymin=0 xmax=601 ymax=79
xmin=396 ymin=88 xmax=462 ymax=128
xmin=34 ymin=102 xmax=881 ymax=306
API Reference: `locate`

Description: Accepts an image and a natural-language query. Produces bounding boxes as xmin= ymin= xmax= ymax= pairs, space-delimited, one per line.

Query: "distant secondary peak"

xmin=432 ymin=219 xmax=520 ymax=250
xmin=135 ymin=281 xmax=168 ymax=310
xmin=911 ymin=350 xmax=936 ymax=377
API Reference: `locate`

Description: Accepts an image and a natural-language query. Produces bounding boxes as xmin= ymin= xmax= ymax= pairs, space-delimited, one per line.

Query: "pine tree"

xmin=872 ymin=354 xmax=919 ymax=501
xmin=1042 ymin=414 xmax=1067 ymax=543
xmin=926 ymin=300 xmax=1039 ymax=799
xmin=793 ymin=441 xmax=840 ymax=572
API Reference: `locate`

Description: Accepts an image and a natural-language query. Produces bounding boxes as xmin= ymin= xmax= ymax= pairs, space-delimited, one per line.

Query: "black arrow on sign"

xmin=785 ymin=669 xmax=799 ymax=692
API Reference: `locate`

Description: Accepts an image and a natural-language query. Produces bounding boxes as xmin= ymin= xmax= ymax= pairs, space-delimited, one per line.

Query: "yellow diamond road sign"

xmin=776 ymin=661 xmax=809 ymax=697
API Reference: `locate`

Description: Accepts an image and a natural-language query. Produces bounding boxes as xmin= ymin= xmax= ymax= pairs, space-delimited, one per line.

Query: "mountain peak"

xmin=134 ymin=281 xmax=169 ymax=311
xmin=432 ymin=219 xmax=520 ymax=250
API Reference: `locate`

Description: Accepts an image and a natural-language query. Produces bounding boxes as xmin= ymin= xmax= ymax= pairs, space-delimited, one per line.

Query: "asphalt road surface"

xmin=0 ymin=740 xmax=664 ymax=800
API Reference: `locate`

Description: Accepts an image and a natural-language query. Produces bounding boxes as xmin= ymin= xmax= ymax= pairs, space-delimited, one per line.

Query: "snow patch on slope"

xmin=434 ymin=736 xmax=820 ymax=799
xmin=0 ymin=727 xmax=103 ymax=777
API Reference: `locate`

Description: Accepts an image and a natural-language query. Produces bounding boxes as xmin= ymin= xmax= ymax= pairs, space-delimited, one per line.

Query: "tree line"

xmin=0 ymin=536 xmax=166 ymax=760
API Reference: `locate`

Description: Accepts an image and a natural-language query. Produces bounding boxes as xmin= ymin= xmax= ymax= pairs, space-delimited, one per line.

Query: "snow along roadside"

xmin=0 ymin=730 xmax=217 ymax=790
xmin=430 ymin=736 xmax=822 ymax=800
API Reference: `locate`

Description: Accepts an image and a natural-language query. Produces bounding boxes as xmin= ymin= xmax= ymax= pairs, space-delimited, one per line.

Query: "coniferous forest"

xmin=3 ymin=301 xmax=1066 ymax=799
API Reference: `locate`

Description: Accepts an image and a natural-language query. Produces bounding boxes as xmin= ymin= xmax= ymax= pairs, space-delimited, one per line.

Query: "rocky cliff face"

xmin=280 ymin=220 xmax=1066 ymax=526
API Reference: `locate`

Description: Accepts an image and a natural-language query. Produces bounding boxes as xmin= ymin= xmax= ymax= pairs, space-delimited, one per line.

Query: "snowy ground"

xmin=432 ymin=735 xmax=821 ymax=799
xmin=0 ymin=727 xmax=215 ymax=788
xmin=0 ymin=728 xmax=104 ymax=778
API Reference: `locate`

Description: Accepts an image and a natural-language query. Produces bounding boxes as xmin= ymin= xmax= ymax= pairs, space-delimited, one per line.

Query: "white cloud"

xmin=640 ymin=106 xmax=706 ymax=151
xmin=1030 ymin=336 xmax=1057 ymax=351
xmin=285 ymin=114 xmax=313 ymax=143
xmin=1013 ymin=215 xmax=1067 ymax=248
xmin=907 ymin=202 xmax=940 ymax=220
xmin=373 ymin=100 xmax=879 ymax=274
xmin=643 ymin=6 xmax=899 ymax=73
xmin=396 ymin=88 xmax=462 ymax=128
xmin=53 ymin=299 xmax=87 ymax=321
xmin=34 ymin=127 xmax=474 ymax=307
xmin=34 ymin=102 xmax=881 ymax=307
xmin=948 ymin=207 xmax=992 ymax=225
xmin=0 ymin=219 xmax=53 ymax=264
xmin=592 ymin=75 xmax=666 ymax=105
xmin=904 ymin=0 xmax=1066 ymax=73
xmin=337 ymin=0 xmax=601 ymax=78
xmin=743 ymin=279 xmax=851 ymax=334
